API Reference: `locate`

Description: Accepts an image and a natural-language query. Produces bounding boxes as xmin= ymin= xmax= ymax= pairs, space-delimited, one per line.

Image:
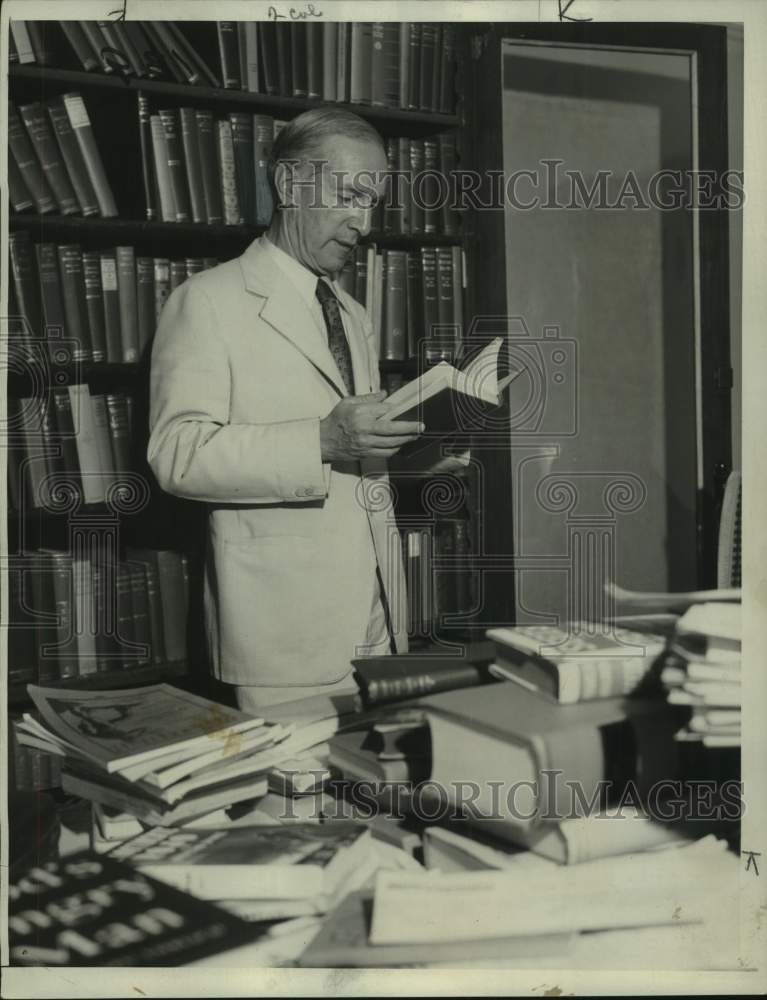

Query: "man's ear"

xmin=274 ymin=161 xmax=297 ymax=210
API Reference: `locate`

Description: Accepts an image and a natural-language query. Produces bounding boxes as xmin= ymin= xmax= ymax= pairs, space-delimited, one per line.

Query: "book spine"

xmin=159 ymin=109 xmax=192 ymax=222
xmin=136 ymin=256 xmax=156 ymax=355
xmin=25 ymin=20 xmax=53 ymax=64
xmin=163 ymin=21 xmax=221 ymax=87
xmin=350 ymin=23 xmax=372 ymax=104
xmin=116 ymin=563 xmax=136 ymax=668
xmin=430 ymin=25 xmax=443 ymax=115
xmin=8 ymin=104 xmax=56 ymax=214
xmin=90 ymin=562 xmax=110 ymax=672
xmin=236 ymin=23 xmax=249 ymax=90
xmin=291 ymin=24 xmax=308 ymax=98
xmin=153 ymin=259 xmax=171 ymax=323
xmin=403 ymin=528 xmax=433 ymax=637
xmin=179 ymin=107 xmax=206 ymax=224
xmin=36 ymin=242 xmax=68 ymax=355
xmin=130 ymin=557 xmax=166 ymax=664
xmin=150 ymin=115 xmax=177 ymax=223
xmin=139 ymin=21 xmax=181 ymax=81
xmin=409 ymin=139 xmax=425 ymax=235
xmin=322 ymin=23 xmax=337 ymax=101
xmin=67 ymin=384 xmax=106 ymax=504
xmin=19 ymin=399 xmax=50 ymax=510
xmin=306 ymin=23 xmax=322 ymax=99
xmin=71 ymin=556 xmax=97 ymax=675
xmin=82 ymin=251 xmax=107 ymax=363
xmin=46 ymin=97 xmax=100 ymax=216
xmin=99 ymin=252 xmax=122 ymax=363
xmin=420 ymin=247 xmax=439 ymax=361
xmin=62 ymin=92 xmax=118 ymax=217
xmin=127 ymin=563 xmax=152 ymax=666
xmin=89 ymin=393 xmax=119 ymax=496
xmin=405 ymin=251 xmax=421 ymax=360
xmin=436 ymin=246 xmax=454 ymax=328
xmin=8 ymin=155 xmax=34 ymax=212
xmin=18 ymin=101 xmax=79 ymax=215
xmin=398 ymin=23 xmax=410 ymax=109
xmin=275 ymin=23 xmax=292 ymax=96
xmin=336 ymin=23 xmax=350 ymax=102
xmin=105 ymin=393 xmax=132 ymax=483
xmin=451 ymin=246 xmax=464 ymax=356
xmin=195 ymin=110 xmax=223 ymax=225
xmin=259 ymin=23 xmax=279 ymax=96
xmin=157 ymin=551 xmax=188 ymax=662
xmin=57 ymin=244 xmax=92 ymax=362
xmin=11 ymin=21 xmax=36 ymax=64
xmin=137 ymin=93 xmax=157 ymax=221
xmin=111 ymin=21 xmax=147 ymax=77
xmin=51 ymin=388 xmax=82 ymax=498
xmin=9 ymin=231 xmax=42 ymax=350
xmin=359 ymin=663 xmax=483 ymax=707
xmin=217 ymin=120 xmax=240 ymax=226
xmin=253 ymin=115 xmax=275 ymax=227
xmin=439 ymin=132 xmax=458 ymax=235
xmin=379 ymin=23 xmax=400 ymax=108
xmin=95 ymin=20 xmax=134 ymax=77
xmin=419 ymin=24 xmax=439 ymax=112
xmin=28 ymin=554 xmax=60 ymax=681
xmin=46 ymin=553 xmax=79 ymax=679
xmin=229 ymin=112 xmax=255 ymax=225
xmin=217 ymin=21 xmax=242 ymax=88
xmin=59 ymin=21 xmax=100 ymax=71
xmin=422 ymin=138 xmax=440 ymax=234
xmin=243 ymin=21 xmax=260 ymax=92
xmin=382 ymin=250 xmax=407 ymax=362
xmin=439 ymin=23 xmax=456 ymax=113
xmin=152 ymin=21 xmax=200 ymax=84
xmin=115 ymin=246 xmax=139 ymax=363
xmin=407 ymin=24 xmax=421 ymax=110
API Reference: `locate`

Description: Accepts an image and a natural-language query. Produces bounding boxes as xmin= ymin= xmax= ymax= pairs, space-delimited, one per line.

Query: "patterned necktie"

xmin=315 ymin=279 xmax=355 ymax=395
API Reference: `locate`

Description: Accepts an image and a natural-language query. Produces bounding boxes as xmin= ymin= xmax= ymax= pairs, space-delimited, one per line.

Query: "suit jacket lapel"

xmin=240 ymin=238 xmax=348 ymax=398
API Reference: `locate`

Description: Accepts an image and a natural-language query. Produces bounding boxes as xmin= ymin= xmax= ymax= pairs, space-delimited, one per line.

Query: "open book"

xmin=384 ymin=337 xmax=521 ymax=455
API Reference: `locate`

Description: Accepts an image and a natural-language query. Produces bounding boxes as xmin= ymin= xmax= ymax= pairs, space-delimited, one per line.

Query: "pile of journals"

xmin=14 ymin=683 xmax=339 ymax=825
xmin=659 ymin=600 xmax=742 ymax=748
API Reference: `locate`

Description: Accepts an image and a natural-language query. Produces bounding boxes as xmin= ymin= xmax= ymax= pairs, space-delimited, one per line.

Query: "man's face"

xmin=281 ymin=135 xmax=388 ymax=277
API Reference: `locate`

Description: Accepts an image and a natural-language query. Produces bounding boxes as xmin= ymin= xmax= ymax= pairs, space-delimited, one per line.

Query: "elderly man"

xmin=148 ymin=107 xmax=432 ymax=713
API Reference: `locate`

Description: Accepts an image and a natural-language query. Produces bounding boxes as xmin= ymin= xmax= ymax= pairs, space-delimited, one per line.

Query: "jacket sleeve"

xmin=147 ymin=279 xmax=331 ymax=504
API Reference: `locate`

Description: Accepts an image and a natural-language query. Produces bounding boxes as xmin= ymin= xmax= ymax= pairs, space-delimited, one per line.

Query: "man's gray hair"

xmin=267 ymin=106 xmax=385 ymax=208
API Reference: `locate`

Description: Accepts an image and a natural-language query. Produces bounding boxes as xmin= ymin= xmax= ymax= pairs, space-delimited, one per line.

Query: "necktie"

xmin=315 ymin=279 xmax=355 ymax=395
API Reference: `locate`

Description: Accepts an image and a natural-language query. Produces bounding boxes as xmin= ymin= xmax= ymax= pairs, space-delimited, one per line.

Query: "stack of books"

xmin=10 ymin=21 xmax=458 ymax=114
xmin=13 ymin=683 xmax=338 ymax=825
xmin=9 ymin=230 xmax=217 ymax=363
xmin=659 ymin=601 xmax=742 ymax=748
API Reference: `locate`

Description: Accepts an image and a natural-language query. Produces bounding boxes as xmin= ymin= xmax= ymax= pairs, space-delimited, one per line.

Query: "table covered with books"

xmin=8 ymin=584 xmax=744 ymax=970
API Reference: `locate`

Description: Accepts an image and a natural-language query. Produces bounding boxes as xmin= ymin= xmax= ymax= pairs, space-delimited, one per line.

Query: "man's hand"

xmin=320 ymin=391 xmax=424 ymax=462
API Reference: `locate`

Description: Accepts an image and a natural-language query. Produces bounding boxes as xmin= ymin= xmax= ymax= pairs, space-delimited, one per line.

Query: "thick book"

xmin=259 ymin=21 xmax=279 ymax=95
xmin=371 ymin=22 xmax=400 ymax=108
xmin=229 ymin=112 xmax=255 ymax=225
xmin=159 ymin=108 xmax=192 ymax=222
xmin=487 ymin=623 xmax=667 ymax=704
xmin=179 ymin=107 xmax=206 ymax=223
xmin=216 ymin=119 xmax=240 ymax=225
xmin=9 ymin=103 xmax=56 ymax=214
xmin=8 ymin=850 xmax=259 ymax=966
xmin=18 ymin=101 xmax=79 ymax=215
xmin=77 ymin=21 xmax=111 ymax=72
xmin=322 ymin=22 xmax=337 ymax=100
xmin=8 ymin=155 xmax=34 ymax=211
xmin=384 ymin=337 xmax=519 ymax=458
xmin=10 ymin=20 xmax=36 ymax=63
xmin=116 ymin=245 xmax=139 ymax=362
xmin=61 ymin=92 xmax=118 ymax=217
xmin=252 ymin=114 xmax=275 ymax=226
xmin=306 ymin=22 xmax=322 ymax=98
xmin=107 ymin=823 xmax=372 ymax=901
xmin=99 ymin=251 xmax=122 ymax=362
xmin=352 ymin=644 xmax=494 ymax=709
xmin=275 ymin=23 xmax=292 ymax=95
xmin=137 ymin=92 xmax=156 ymax=220
xmin=350 ymin=22 xmax=372 ymax=104
xmin=336 ymin=22 xmax=351 ymax=102
xmin=51 ymin=388 xmax=82 ymax=495
xmin=9 ymin=231 xmax=42 ymax=355
xmin=36 ymin=242 xmax=68 ymax=356
xmin=419 ymin=678 xmax=681 ymax=845
xmin=290 ymin=23 xmax=308 ymax=97
xmin=57 ymin=244 xmax=92 ymax=362
xmin=82 ymin=251 xmax=107 ymax=362
xmin=194 ymin=109 xmax=223 ymax=224
xmin=217 ymin=21 xmax=241 ymax=88
xmin=149 ymin=114 xmax=175 ymax=222
xmin=381 ymin=249 xmax=407 ymax=361
xmin=419 ymin=23 xmax=439 ymax=111
xmin=242 ymin=21 xmax=260 ymax=91
xmin=126 ymin=548 xmax=187 ymax=662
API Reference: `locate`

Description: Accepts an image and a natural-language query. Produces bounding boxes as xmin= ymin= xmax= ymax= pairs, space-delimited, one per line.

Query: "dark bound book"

xmin=47 ymin=96 xmax=100 ymax=216
xmin=57 ymin=244 xmax=92 ymax=363
xmin=194 ymin=109 xmax=223 ymax=224
xmin=290 ymin=23 xmax=308 ymax=98
xmin=10 ymin=231 xmax=42 ymax=351
xmin=136 ymin=256 xmax=156 ymax=355
xmin=8 ymin=850 xmax=259 ymax=966
xmin=381 ymin=250 xmax=407 ymax=362
xmin=371 ymin=22 xmax=399 ymax=108
xmin=18 ymin=101 xmax=79 ymax=215
xmin=159 ymin=108 xmax=192 ymax=222
xmin=307 ymin=22 xmax=323 ymax=98
xmin=59 ymin=21 xmax=100 ymax=71
xmin=419 ymin=23 xmax=439 ymax=112
xmin=407 ymin=23 xmax=422 ymax=110
xmin=35 ymin=243 xmax=67 ymax=357
xmin=8 ymin=155 xmax=34 ymax=212
xmin=275 ymin=23 xmax=292 ymax=96
xmin=350 ymin=22 xmax=372 ymax=104
xmin=82 ymin=251 xmax=107 ymax=363
xmin=259 ymin=22 xmax=279 ymax=95
xmin=217 ymin=21 xmax=241 ymax=88
xmin=229 ymin=112 xmax=255 ymax=225
xmin=137 ymin=92 xmax=157 ymax=221
xmin=9 ymin=104 xmax=56 ymax=214
xmin=179 ymin=107 xmax=206 ymax=224
xmin=99 ymin=251 xmax=122 ymax=363
xmin=253 ymin=114 xmax=275 ymax=226
xmin=116 ymin=246 xmax=139 ymax=363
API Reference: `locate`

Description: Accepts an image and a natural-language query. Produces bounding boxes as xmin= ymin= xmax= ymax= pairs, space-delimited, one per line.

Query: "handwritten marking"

xmin=743 ymin=850 xmax=761 ymax=875
xmin=558 ymin=0 xmax=592 ymax=22
xmin=107 ymin=0 xmax=127 ymax=20
xmin=268 ymin=3 xmax=323 ymax=21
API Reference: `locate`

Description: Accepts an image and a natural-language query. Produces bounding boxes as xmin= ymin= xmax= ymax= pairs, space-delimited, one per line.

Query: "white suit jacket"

xmin=148 ymin=237 xmax=408 ymax=687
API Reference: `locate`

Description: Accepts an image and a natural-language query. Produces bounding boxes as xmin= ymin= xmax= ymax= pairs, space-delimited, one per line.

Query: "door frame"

xmin=461 ymin=22 xmax=732 ymax=609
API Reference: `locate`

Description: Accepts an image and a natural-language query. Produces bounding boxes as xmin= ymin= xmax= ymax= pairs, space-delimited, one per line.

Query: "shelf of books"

xmin=6 ymin=16 xmax=480 ymax=791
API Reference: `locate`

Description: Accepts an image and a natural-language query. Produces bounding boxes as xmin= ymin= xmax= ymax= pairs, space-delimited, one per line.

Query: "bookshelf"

xmin=6 ymin=18 xmax=482 ymax=790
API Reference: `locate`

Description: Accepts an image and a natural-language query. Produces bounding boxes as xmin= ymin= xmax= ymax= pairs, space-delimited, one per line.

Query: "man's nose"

xmin=348 ymin=205 xmax=372 ymax=238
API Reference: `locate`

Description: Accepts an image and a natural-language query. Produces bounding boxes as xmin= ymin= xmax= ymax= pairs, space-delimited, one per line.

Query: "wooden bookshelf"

xmin=9 ymin=64 xmax=461 ymax=133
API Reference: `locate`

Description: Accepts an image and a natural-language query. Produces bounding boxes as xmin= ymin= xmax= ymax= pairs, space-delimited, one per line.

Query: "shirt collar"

xmin=262 ymin=236 xmax=350 ymax=312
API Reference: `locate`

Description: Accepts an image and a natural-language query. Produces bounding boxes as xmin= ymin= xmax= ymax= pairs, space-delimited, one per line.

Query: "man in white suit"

xmin=148 ymin=108 xmax=430 ymax=712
